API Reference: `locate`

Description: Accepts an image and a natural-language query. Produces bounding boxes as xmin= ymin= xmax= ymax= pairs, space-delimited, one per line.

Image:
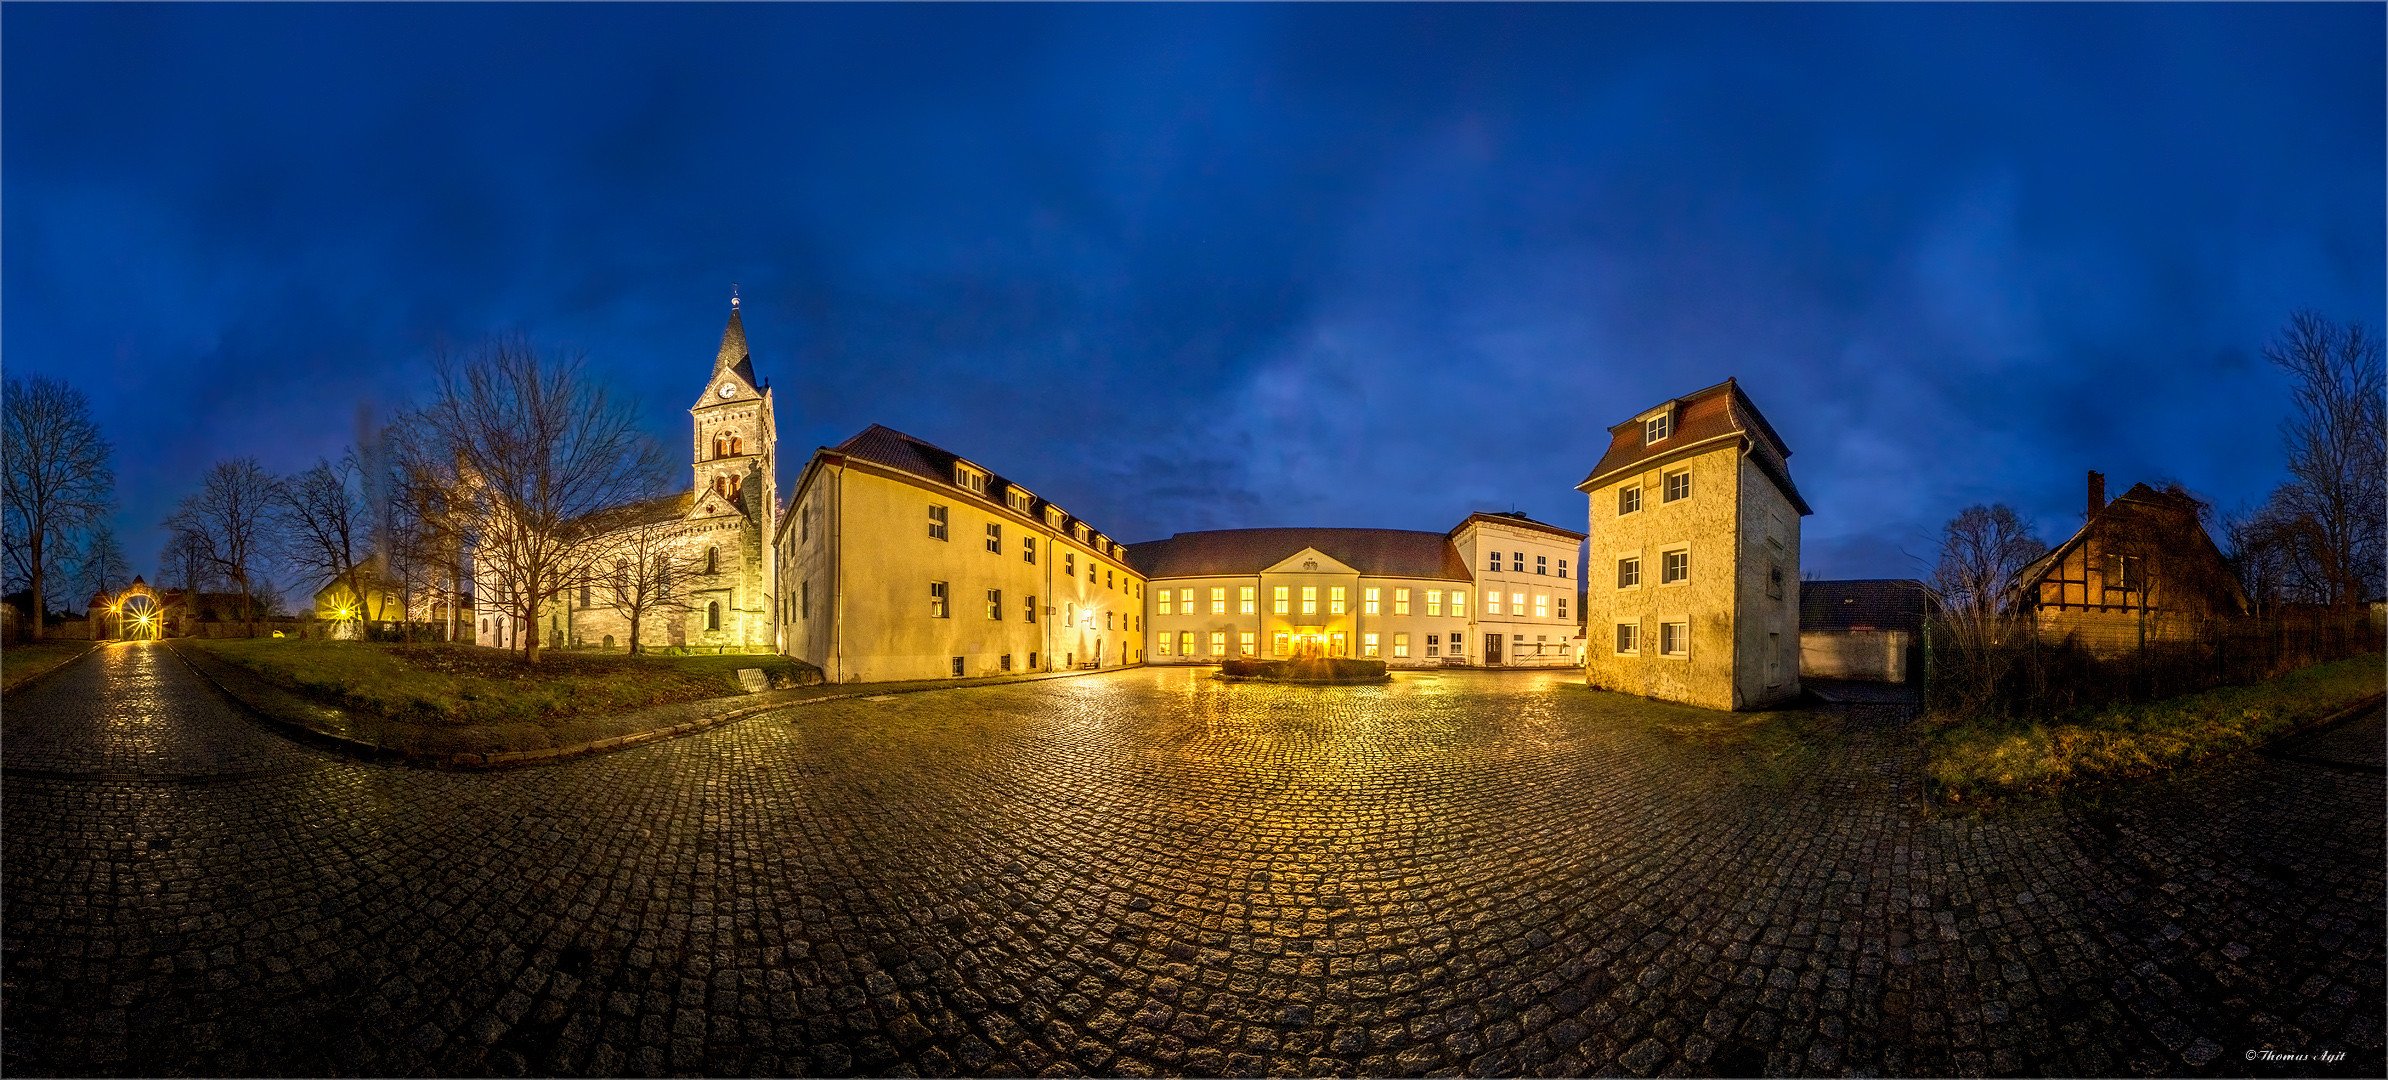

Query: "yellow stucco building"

xmin=776 ymin=425 xmax=1145 ymax=682
xmin=1578 ymin=378 xmax=1808 ymax=710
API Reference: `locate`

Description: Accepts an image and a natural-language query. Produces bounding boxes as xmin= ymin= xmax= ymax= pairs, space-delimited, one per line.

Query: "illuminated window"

xmin=1329 ymin=587 xmax=1346 ymax=615
xmin=1534 ymin=594 xmax=1550 ymax=618
xmin=1273 ymin=632 xmax=1289 ymax=655
xmin=987 ymin=589 xmax=1002 ymax=619
xmin=1209 ymin=631 xmax=1225 ymax=655
xmin=1211 ymin=587 xmax=1227 ymax=615
xmin=1450 ymin=591 xmax=1467 ymax=617
xmin=1301 ymin=587 xmax=1318 ymax=615
xmin=930 ymin=581 xmax=948 ymax=618
xmin=1239 ymin=586 xmax=1256 ymax=614
xmin=1645 ymin=412 xmax=1669 ymax=444
xmin=1158 ymin=590 xmax=1174 ymax=616
xmin=1536 ymin=555 xmax=1547 ymax=575
xmin=985 ymin=522 xmax=1002 ymax=553
xmin=1157 ymin=634 xmax=1171 ymax=655
xmin=1512 ymin=591 xmax=1526 ymax=614
xmin=1426 ymin=590 xmax=1442 ymax=617
xmin=1362 ymin=633 xmax=1380 ymax=657
xmin=1393 ymin=588 xmax=1410 ymax=615
xmin=1663 ymin=550 xmax=1688 ymax=584
xmin=1660 ymin=621 xmax=1688 ymax=656
xmin=1664 ymin=470 xmax=1691 ymax=502
xmin=1025 ymin=595 xmax=1037 ymax=622
xmin=1239 ymin=632 xmax=1256 ymax=656
xmin=1023 ymin=536 xmax=1036 ymax=563
xmin=1619 ymin=486 xmax=1641 ymax=515
xmin=1179 ymin=588 xmax=1193 ymax=612
xmin=1363 ymin=588 xmax=1380 ymax=615
xmin=1393 ymin=633 xmax=1410 ymax=658
xmin=1273 ymin=586 xmax=1290 ymax=614
xmin=1485 ymin=592 xmax=1503 ymax=616
xmin=1177 ymin=631 xmax=1192 ymax=654
xmin=1616 ymin=623 xmax=1640 ymax=654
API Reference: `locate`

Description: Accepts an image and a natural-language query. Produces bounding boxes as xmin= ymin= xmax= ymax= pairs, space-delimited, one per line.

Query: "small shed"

xmin=1800 ymin=579 xmax=1932 ymax=683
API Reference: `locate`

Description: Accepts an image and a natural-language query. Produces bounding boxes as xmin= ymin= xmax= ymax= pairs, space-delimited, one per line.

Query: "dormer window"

xmin=1044 ymin=506 xmax=1066 ymax=529
xmin=1645 ymin=412 xmax=1671 ymax=445
xmin=1072 ymin=523 xmax=1087 ymax=543
xmin=1006 ymin=486 xmax=1034 ymax=514
xmin=954 ymin=464 xmax=987 ymax=494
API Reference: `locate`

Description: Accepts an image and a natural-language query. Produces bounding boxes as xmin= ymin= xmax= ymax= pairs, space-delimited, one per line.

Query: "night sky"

xmin=6 ymin=4 xmax=2381 ymax=593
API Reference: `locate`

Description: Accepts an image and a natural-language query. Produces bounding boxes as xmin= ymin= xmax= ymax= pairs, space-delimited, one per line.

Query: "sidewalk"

xmin=167 ymin=639 xmax=1137 ymax=769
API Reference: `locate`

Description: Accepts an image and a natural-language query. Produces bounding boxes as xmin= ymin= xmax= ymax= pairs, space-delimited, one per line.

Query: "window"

xmin=1211 ymin=587 xmax=1228 ymax=615
xmin=986 ymin=522 xmax=1002 ymax=553
xmin=1105 ymin=569 xmax=1113 ymax=589
xmin=1513 ymin=552 xmax=1524 ymax=570
xmin=1023 ymin=536 xmax=1036 ymax=563
xmin=1534 ymin=594 xmax=1550 ymax=618
xmin=1064 ymin=553 xmax=1075 ymax=577
xmin=1072 ymin=523 xmax=1087 ymax=543
xmin=1616 ymin=623 xmax=1639 ymax=654
xmin=1768 ymin=566 xmax=1784 ymax=600
xmin=1087 ymin=560 xmax=1097 ymax=583
xmin=1045 ymin=507 xmax=1066 ymax=529
xmin=1512 ymin=592 xmax=1525 ymax=614
xmin=1329 ymin=587 xmax=1346 ymax=615
xmin=1105 ymin=612 xmax=1114 ymax=630
xmin=1158 ymin=590 xmax=1174 ymax=616
xmin=1488 ymin=552 xmax=1503 ymax=572
xmin=1025 ymin=595 xmax=1037 ymax=622
xmin=1663 ymin=470 xmax=1691 ymax=502
xmin=1447 ymin=633 xmax=1465 ymax=652
xmin=1364 ymin=587 xmax=1381 ymax=615
xmin=801 ymin=580 xmax=810 ymax=619
xmin=955 ymin=465 xmax=986 ymax=493
xmin=1178 ymin=588 xmax=1192 ymax=612
xmin=1238 ymin=586 xmax=1256 ymax=614
xmin=1393 ymin=588 xmax=1410 ymax=616
xmin=2108 ymin=554 xmax=2143 ymax=591
xmin=1301 ymin=587 xmax=1318 ymax=616
xmin=1177 ymin=631 xmax=1192 ymax=655
xmin=1662 ymin=550 xmax=1689 ymax=584
xmin=1426 ymin=635 xmax=1440 ymax=657
xmin=952 ymin=656 xmax=966 ymax=677
xmin=1272 ymin=632 xmax=1289 ymax=656
xmin=706 ymin=602 xmax=721 ymax=631
xmin=987 ymin=589 xmax=1003 ymax=619
xmin=1536 ymin=555 xmax=1548 ymax=575
xmin=1029 ymin=651 xmax=1038 ymax=669
xmin=929 ymin=504 xmax=949 ymax=540
xmin=1210 ymin=631 xmax=1225 ymax=655
xmin=930 ymin=582 xmax=948 ymax=618
xmin=1618 ymin=556 xmax=1642 ymax=588
xmin=1486 ymin=592 xmax=1503 ymax=616
xmin=1619 ymin=486 xmax=1642 ymax=515
xmin=1660 ymin=621 xmax=1688 ymax=656
xmin=1558 ymin=560 xmax=1569 ymax=579
xmin=1273 ymin=586 xmax=1290 ymax=614
xmin=1557 ymin=595 xmax=1568 ymax=620
xmin=1362 ymin=633 xmax=1380 ymax=657
xmin=1450 ymin=591 xmax=1467 ymax=617
xmin=1239 ymin=632 xmax=1256 ymax=656
xmin=1006 ymin=487 xmax=1033 ymax=513
xmin=580 ymin=583 xmax=592 ymax=608
xmin=1157 ymin=634 xmax=1172 ymax=655
xmin=704 ymin=546 xmax=719 ymax=575
xmin=1427 ymin=590 xmax=1443 ymax=617
xmin=1645 ymin=412 xmax=1670 ymax=444
xmin=1767 ymin=511 xmax=1785 ymax=550
xmin=1001 ymin=653 xmax=1013 ymax=672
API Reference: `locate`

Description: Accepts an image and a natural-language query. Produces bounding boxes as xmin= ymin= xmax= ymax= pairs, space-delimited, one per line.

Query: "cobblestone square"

xmin=5 ymin=643 xmax=2381 ymax=1076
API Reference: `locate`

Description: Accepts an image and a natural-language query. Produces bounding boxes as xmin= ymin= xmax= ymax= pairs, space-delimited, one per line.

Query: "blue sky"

xmin=6 ymin=3 xmax=2381 ymax=589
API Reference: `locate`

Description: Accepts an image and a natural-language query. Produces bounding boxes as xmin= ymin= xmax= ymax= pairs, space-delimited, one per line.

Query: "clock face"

xmin=718 ymin=383 xmax=736 ymax=399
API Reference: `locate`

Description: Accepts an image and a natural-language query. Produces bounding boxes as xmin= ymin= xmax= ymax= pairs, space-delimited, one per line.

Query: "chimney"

xmin=2087 ymin=470 xmax=2105 ymax=521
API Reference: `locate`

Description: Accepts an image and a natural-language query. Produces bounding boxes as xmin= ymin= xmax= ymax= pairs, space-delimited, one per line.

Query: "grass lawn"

xmin=1566 ymin=683 xmax=1840 ymax=789
xmin=1928 ymin=654 xmax=2386 ymax=807
xmin=2 ymin=640 xmax=95 ymax=694
xmin=189 ymin=639 xmax=818 ymax=727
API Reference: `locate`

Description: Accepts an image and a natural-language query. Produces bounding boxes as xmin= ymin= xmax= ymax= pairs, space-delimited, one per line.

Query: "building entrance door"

xmin=1484 ymin=633 xmax=1503 ymax=665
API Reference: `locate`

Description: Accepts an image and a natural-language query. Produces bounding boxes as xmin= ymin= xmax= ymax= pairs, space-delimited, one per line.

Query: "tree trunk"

xmin=26 ymin=529 xmax=44 ymax=642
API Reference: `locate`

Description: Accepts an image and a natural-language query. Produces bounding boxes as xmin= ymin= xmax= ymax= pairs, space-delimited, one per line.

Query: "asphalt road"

xmin=4 ymin=642 xmax=2379 ymax=1076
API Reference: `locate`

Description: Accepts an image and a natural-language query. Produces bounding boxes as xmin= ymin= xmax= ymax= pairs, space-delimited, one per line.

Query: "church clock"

xmin=718 ymin=383 xmax=737 ymax=399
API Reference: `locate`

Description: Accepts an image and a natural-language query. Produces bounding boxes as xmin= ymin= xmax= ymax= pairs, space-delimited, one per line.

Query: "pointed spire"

xmin=714 ymin=287 xmax=756 ymax=385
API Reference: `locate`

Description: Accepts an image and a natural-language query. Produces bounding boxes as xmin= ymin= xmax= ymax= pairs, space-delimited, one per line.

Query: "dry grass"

xmin=2 ymin=640 xmax=95 ymax=693
xmin=190 ymin=638 xmax=816 ymax=726
xmin=1928 ymin=654 xmax=2385 ymax=807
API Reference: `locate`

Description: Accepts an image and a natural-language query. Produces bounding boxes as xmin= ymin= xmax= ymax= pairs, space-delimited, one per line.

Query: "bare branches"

xmin=406 ymin=337 xmax=668 ymax=662
xmin=590 ymin=519 xmax=699 ymax=654
xmin=3 ymin=376 xmax=115 ymax=639
xmin=274 ymin=455 xmax=372 ymax=627
xmin=1928 ymin=504 xmax=2046 ymax=714
xmin=75 ymin=527 xmax=130 ymax=605
xmin=165 ymin=458 xmax=280 ymax=637
xmin=2248 ymin=310 xmax=2387 ymax=606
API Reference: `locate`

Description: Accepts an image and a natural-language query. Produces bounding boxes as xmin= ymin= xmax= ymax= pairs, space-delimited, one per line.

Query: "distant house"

xmin=1799 ymin=579 xmax=1933 ymax=683
xmin=2010 ymin=471 xmax=2250 ymax=656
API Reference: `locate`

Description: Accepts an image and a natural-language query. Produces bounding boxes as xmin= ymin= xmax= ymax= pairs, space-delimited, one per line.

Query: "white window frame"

xmin=1426 ymin=590 xmax=1442 ymax=617
xmin=1239 ymin=586 xmax=1257 ymax=615
xmin=1361 ymin=633 xmax=1380 ymax=658
xmin=1158 ymin=590 xmax=1174 ymax=616
xmin=1301 ymin=586 xmax=1318 ymax=616
xmin=1661 ymin=546 xmax=1690 ymax=586
xmin=1363 ymin=587 xmax=1381 ymax=616
xmin=1393 ymin=588 xmax=1410 ymax=616
xmin=1645 ymin=412 xmax=1670 ymax=444
xmin=1210 ymin=587 xmax=1228 ymax=615
xmin=1393 ymin=633 xmax=1410 ymax=658
xmin=1272 ymin=586 xmax=1290 ymax=615
xmin=1617 ymin=555 xmax=1643 ymax=589
xmin=1663 ymin=469 xmax=1692 ymax=503
xmin=1618 ymin=485 xmax=1642 ymax=516
xmin=1659 ymin=620 xmax=1689 ymax=658
xmin=928 ymin=504 xmax=949 ymax=540
xmin=929 ymin=581 xmax=949 ymax=618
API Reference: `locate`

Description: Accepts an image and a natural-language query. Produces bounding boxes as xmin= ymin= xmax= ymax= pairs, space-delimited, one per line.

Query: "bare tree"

xmin=275 ymin=454 xmax=373 ymax=632
xmin=384 ymin=419 xmax=479 ymax=642
xmin=406 ymin=337 xmax=668 ymax=663
xmin=1928 ymin=504 xmax=2046 ymax=712
xmin=3 ymin=376 xmax=116 ymax=640
xmin=75 ymin=526 xmax=130 ymax=607
xmin=591 ymin=516 xmax=697 ymax=654
xmin=165 ymin=458 xmax=281 ymax=638
xmin=2253 ymin=310 xmax=2385 ymax=605
xmin=160 ymin=526 xmax=216 ymax=626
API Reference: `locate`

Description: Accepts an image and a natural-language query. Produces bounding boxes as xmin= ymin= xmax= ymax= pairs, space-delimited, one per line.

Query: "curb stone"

xmin=165 ymin=639 xmax=1142 ymax=770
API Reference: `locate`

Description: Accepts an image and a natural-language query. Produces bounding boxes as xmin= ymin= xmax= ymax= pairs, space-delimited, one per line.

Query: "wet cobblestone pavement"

xmin=5 ymin=642 xmax=2381 ymax=1076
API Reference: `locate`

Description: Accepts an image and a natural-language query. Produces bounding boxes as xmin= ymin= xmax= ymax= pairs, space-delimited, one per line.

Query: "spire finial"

xmin=730 ymin=282 xmax=740 ymax=309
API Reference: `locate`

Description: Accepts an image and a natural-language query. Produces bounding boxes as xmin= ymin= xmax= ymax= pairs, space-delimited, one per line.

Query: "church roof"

xmin=563 ymin=491 xmax=699 ymax=540
xmin=713 ymin=302 xmax=757 ymax=386
xmin=1125 ymin=528 xmax=1474 ymax=582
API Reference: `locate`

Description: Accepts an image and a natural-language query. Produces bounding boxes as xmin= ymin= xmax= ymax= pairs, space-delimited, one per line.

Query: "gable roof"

xmin=563 ymin=491 xmax=699 ymax=540
xmin=1800 ymin=579 xmax=1935 ymax=634
xmin=2011 ymin=481 xmax=2251 ymax=614
xmin=1576 ymin=377 xmax=1811 ymax=515
xmin=1448 ymin=510 xmax=1587 ymax=542
xmin=821 ymin=423 xmax=1135 ymax=564
xmin=1126 ymin=528 xmax=1472 ymax=581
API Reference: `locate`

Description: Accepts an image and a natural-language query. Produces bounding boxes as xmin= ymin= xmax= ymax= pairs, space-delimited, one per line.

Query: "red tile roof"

xmin=1576 ymin=377 xmax=1810 ymax=515
xmin=1126 ymin=528 xmax=1473 ymax=581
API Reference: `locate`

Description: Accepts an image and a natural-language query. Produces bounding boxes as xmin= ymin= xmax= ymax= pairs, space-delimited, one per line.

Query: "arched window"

xmin=704 ymin=547 xmax=718 ymax=575
xmin=706 ymin=602 xmax=721 ymax=631
xmin=714 ymin=434 xmax=729 ymax=459
xmin=729 ymin=433 xmax=743 ymax=456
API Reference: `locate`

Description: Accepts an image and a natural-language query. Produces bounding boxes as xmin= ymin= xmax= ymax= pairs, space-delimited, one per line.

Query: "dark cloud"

xmin=5 ymin=5 xmax=2379 ymax=590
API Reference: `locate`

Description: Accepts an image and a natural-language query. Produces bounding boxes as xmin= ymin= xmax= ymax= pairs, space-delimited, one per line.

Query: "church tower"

xmin=691 ymin=291 xmax=776 ymax=528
